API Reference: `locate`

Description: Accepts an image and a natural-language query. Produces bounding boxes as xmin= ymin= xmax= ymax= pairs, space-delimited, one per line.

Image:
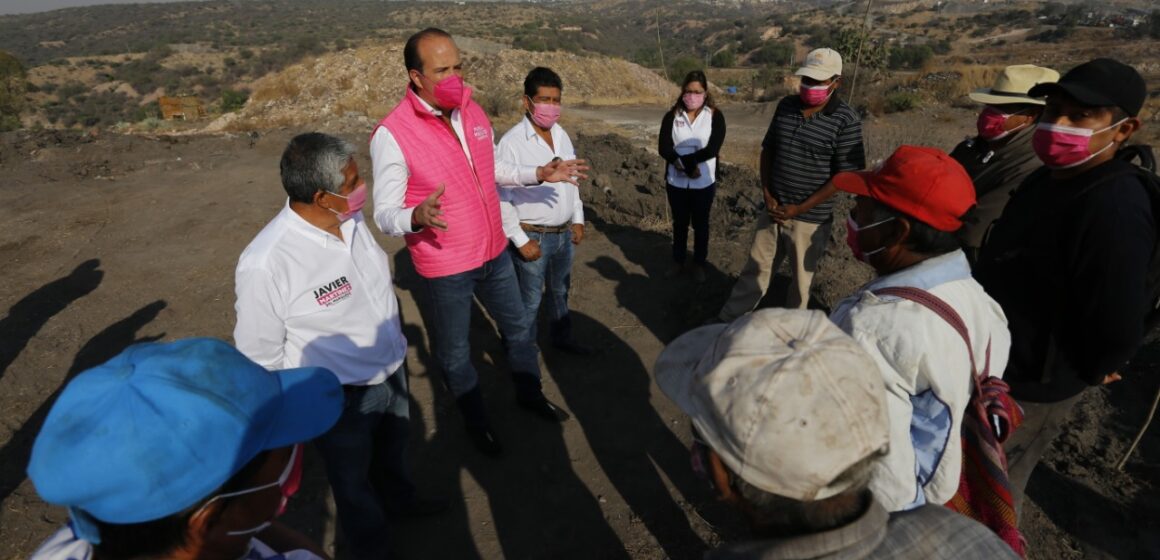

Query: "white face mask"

xmin=196 ymin=445 xmax=301 ymax=536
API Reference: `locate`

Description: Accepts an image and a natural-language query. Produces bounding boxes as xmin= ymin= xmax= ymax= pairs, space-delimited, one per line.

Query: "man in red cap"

xmin=828 ymin=146 xmax=1012 ymax=513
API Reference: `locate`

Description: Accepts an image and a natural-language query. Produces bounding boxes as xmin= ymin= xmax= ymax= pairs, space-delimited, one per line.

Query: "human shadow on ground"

xmin=544 ymin=310 xmax=742 ymax=559
xmin=0 ymin=299 xmax=166 ymax=504
xmin=0 ymin=259 xmax=103 ymax=380
xmin=391 ymin=248 xmax=627 ymax=560
xmin=1025 ymin=334 xmax=1160 ymax=559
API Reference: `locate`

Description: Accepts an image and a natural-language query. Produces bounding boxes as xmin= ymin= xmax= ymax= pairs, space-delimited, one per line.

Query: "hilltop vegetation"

xmin=0 ymin=0 xmax=1155 ymax=130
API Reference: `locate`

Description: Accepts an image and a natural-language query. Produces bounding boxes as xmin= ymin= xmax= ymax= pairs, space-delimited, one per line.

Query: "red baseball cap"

xmin=832 ymin=145 xmax=975 ymax=232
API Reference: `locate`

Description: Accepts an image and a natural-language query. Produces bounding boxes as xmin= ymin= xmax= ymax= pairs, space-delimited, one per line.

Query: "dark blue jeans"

xmin=314 ymin=367 xmax=413 ymax=560
xmin=511 ymin=228 xmax=574 ymax=345
xmin=666 ymin=183 xmax=716 ymax=264
xmin=425 ymin=250 xmax=541 ymax=398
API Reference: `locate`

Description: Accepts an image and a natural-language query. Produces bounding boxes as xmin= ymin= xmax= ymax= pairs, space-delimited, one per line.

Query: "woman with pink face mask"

xmin=949 ymin=64 xmax=1059 ymax=268
xmin=658 ymin=70 xmax=727 ymax=283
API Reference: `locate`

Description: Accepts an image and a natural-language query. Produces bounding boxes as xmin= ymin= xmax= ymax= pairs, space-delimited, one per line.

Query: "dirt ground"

xmin=0 ymin=103 xmax=1157 ymax=559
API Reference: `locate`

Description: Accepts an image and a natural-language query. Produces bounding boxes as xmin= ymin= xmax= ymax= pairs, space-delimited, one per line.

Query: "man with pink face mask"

xmin=717 ymin=47 xmax=865 ymax=320
xmin=370 ymin=29 xmax=588 ymax=457
xmin=975 ymin=58 xmax=1153 ymax=520
xmin=949 ymin=64 xmax=1058 ymax=267
xmin=496 ymin=67 xmax=593 ymax=355
xmin=236 ymin=133 xmax=445 ymax=559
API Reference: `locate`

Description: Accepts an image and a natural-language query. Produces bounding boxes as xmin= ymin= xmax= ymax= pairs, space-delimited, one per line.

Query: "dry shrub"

xmin=250 ymin=75 xmax=300 ymax=103
xmin=905 ymin=65 xmax=1003 ymax=108
xmin=638 ymin=214 xmax=670 ymax=233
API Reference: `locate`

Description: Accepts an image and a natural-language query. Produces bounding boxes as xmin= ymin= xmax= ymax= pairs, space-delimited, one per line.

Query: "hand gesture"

xmin=770 ymin=203 xmax=801 ymax=225
xmin=518 ymin=239 xmax=542 ymax=262
xmin=762 ymin=188 xmax=779 ymax=217
xmin=539 ymin=158 xmax=590 ymax=185
xmin=412 ymin=184 xmax=448 ymax=232
xmin=571 ymin=223 xmax=584 ymax=245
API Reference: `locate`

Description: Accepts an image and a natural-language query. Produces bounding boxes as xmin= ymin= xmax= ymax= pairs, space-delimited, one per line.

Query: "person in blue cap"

xmin=26 ymin=338 xmax=344 ymax=560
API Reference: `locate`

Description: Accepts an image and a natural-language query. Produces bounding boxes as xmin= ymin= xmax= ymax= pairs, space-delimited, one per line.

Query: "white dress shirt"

xmin=496 ymin=115 xmax=584 ymax=248
xmin=666 ymin=107 xmax=718 ymax=189
xmin=234 ymin=202 xmax=406 ymax=386
xmin=370 ymin=94 xmax=540 ymax=237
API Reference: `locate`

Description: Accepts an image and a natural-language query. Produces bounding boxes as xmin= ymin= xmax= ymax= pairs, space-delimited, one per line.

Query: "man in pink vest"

xmin=370 ymin=28 xmax=587 ymax=456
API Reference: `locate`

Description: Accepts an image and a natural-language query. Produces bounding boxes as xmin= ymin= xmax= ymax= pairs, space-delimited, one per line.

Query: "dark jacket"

xmin=949 ymin=127 xmax=1042 ymax=265
xmin=975 ymin=158 xmax=1156 ymax=402
xmin=658 ymin=107 xmax=726 ymax=174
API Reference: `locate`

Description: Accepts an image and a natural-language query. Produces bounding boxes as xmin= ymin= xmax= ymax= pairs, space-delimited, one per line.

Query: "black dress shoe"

xmin=552 ymin=339 xmax=597 ymax=356
xmin=388 ymin=496 xmax=451 ymax=520
xmin=466 ymin=426 xmax=504 ymax=456
xmin=518 ymin=397 xmax=571 ymax=422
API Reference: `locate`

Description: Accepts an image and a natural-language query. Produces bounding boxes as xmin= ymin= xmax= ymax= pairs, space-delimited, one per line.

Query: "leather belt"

xmin=519 ymin=223 xmax=571 ymax=234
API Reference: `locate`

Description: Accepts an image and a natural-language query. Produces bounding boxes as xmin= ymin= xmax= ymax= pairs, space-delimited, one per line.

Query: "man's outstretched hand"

xmin=538 ymin=158 xmax=590 ymax=185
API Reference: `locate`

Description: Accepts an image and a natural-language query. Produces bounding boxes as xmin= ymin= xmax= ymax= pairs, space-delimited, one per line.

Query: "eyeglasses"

xmin=196 ymin=444 xmax=303 ymax=535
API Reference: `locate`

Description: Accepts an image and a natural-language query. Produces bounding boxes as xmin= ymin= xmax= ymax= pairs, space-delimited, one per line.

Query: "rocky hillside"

xmin=214 ymin=41 xmax=678 ymax=131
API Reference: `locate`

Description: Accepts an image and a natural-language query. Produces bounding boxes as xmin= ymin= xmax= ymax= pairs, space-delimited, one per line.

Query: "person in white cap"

xmin=655 ymin=309 xmax=1019 ymax=559
xmin=717 ymin=47 xmax=865 ymax=320
xmin=949 ymin=64 xmax=1059 ymax=266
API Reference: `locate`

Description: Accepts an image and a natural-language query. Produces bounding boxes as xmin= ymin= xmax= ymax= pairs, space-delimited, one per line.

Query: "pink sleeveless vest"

xmin=376 ymin=87 xmax=507 ymax=279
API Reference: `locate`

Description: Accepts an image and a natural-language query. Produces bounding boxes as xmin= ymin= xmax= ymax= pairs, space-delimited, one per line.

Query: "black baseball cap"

xmin=1028 ymin=58 xmax=1146 ymax=117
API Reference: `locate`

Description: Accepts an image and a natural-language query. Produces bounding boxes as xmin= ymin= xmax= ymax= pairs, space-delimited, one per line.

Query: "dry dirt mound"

xmin=216 ymin=42 xmax=678 ymax=131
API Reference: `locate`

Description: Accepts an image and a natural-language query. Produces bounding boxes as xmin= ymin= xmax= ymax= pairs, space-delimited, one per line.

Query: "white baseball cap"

xmin=655 ymin=309 xmax=889 ymax=501
xmin=795 ymin=48 xmax=843 ymax=81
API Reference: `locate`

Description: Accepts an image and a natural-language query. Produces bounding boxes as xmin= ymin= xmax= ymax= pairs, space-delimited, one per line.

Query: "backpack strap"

xmin=871 ymin=286 xmax=1021 ymax=441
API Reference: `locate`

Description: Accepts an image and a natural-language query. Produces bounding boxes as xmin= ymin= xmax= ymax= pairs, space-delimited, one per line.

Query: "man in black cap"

xmin=975 ymin=58 xmax=1154 ymax=519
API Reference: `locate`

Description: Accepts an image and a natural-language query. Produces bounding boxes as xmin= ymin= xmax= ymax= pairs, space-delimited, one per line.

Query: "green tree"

xmin=220 ymin=89 xmax=249 ymax=113
xmin=749 ymin=41 xmax=794 ymax=66
xmin=669 ymin=56 xmax=703 ymax=84
xmin=710 ymin=48 xmax=735 ymax=68
xmin=0 ymin=50 xmax=28 ymax=131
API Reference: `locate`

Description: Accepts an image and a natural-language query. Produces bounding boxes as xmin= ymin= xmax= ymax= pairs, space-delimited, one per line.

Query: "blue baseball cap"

xmin=27 ymin=338 xmax=343 ymax=543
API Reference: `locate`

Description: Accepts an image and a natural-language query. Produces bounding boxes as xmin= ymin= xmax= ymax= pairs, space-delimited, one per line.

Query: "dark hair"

xmin=403 ymin=27 xmax=452 ymax=73
xmin=524 ymin=66 xmax=563 ymax=99
xmin=91 ymin=451 xmax=273 ymax=559
xmin=729 ymin=456 xmax=875 ymax=538
xmin=870 ymin=202 xmax=964 ymax=256
xmin=279 ymin=132 xmax=355 ymax=203
xmin=671 ymin=70 xmax=716 ymax=113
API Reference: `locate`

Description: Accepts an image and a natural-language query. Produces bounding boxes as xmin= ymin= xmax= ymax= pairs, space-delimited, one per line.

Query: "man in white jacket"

xmin=829 ymin=146 xmax=1011 ymax=512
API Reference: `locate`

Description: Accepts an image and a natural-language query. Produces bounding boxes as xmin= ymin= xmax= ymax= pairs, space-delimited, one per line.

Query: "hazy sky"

xmin=0 ymin=0 xmax=208 ymax=15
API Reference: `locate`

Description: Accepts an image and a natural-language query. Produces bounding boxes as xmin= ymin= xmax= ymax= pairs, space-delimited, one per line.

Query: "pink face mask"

xmin=799 ymin=84 xmax=832 ymax=107
xmin=682 ymin=92 xmax=706 ymax=112
xmin=845 ymin=215 xmax=894 ymax=263
xmin=432 ymin=74 xmax=467 ymax=110
xmin=976 ymin=106 xmax=1030 ymax=141
xmin=529 ymin=100 xmax=561 ymax=129
xmin=1032 ymin=119 xmax=1126 ymax=169
xmin=328 ymin=183 xmax=367 ymax=221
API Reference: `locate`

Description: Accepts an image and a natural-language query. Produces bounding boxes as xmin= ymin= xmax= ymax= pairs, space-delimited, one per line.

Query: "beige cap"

xmin=968 ymin=64 xmax=1060 ymax=106
xmin=655 ymin=309 xmax=889 ymax=501
xmin=795 ymin=48 xmax=843 ymax=81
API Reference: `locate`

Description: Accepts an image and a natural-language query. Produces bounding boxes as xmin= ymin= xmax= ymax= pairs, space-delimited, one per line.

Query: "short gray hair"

xmin=731 ymin=455 xmax=876 ymax=537
xmin=279 ymin=132 xmax=356 ymax=203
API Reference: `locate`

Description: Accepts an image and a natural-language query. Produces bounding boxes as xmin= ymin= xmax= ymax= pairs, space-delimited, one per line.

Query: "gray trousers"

xmin=1002 ymin=391 xmax=1085 ymax=521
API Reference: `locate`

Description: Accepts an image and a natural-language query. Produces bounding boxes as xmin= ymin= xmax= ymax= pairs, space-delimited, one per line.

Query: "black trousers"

xmin=666 ymin=183 xmax=716 ymax=264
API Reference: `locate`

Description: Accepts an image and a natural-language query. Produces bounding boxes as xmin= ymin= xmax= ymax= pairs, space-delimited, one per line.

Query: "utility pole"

xmin=849 ymin=0 xmax=874 ymax=105
xmin=656 ymin=6 xmax=668 ymax=81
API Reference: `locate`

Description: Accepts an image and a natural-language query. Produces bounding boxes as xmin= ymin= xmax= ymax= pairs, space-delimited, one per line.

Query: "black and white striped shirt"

xmin=762 ymin=94 xmax=866 ymax=224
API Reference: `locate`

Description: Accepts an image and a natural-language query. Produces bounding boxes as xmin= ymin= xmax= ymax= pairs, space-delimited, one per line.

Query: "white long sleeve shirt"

xmin=496 ymin=116 xmax=584 ymax=248
xmin=369 ymin=94 xmax=539 ymax=237
xmin=829 ymin=250 xmax=1011 ymax=512
xmin=234 ymin=203 xmax=406 ymax=386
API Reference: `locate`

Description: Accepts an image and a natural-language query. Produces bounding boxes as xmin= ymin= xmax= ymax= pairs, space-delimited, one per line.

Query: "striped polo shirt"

xmin=762 ymin=94 xmax=866 ymax=224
